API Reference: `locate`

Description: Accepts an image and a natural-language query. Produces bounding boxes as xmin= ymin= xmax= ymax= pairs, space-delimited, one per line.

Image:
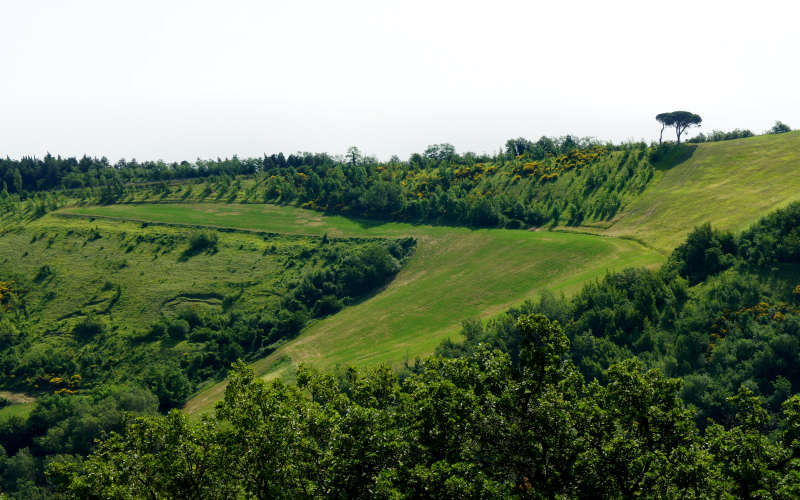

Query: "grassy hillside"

xmin=0 ymin=209 xmax=413 ymax=408
xmin=10 ymin=132 xmax=797 ymax=414
xmin=599 ymin=131 xmax=800 ymax=251
xmin=1 ymin=216 xmax=292 ymax=332
xmin=60 ymin=203 xmax=664 ymax=413
xmin=189 ymin=226 xmax=661 ymax=414
xmin=0 ymin=391 xmax=35 ymax=423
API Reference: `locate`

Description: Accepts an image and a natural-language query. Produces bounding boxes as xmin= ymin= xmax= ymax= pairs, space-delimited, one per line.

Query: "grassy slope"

xmin=600 ymin=131 xmax=800 ymax=252
xmin=60 ymin=204 xmax=663 ymax=414
xmin=0 ymin=211 xmax=402 ymax=400
xmin=0 ymin=391 xmax=35 ymax=423
xmin=0 ymin=215 xmax=313 ymax=335
xmin=0 ymin=402 xmax=35 ymax=422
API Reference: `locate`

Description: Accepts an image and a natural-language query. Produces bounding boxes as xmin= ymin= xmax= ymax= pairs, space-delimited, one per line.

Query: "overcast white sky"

xmin=2 ymin=0 xmax=798 ymax=162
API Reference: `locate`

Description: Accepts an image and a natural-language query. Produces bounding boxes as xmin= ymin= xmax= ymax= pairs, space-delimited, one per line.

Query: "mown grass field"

xmin=600 ymin=131 xmax=800 ymax=252
xmin=60 ymin=203 xmax=664 ymax=414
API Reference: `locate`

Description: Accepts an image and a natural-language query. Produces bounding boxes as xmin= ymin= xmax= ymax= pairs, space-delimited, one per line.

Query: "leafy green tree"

xmin=216 ymin=362 xmax=323 ymax=497
xmin=11 ymin=168 xmax=22 ymax=195
xmin=49 ymin=411 xmax=235 ymax=499
xmin=706 ymin=387 xmax=789 ymax=497
xmin=669 ymin=223 xmax=737 ymax=284
xmin=0 ymin=447 xmax=37 ymax=495
xmin=362 ymin=181 xmax=405 ymax=216
xmin=505 ymin=137 xmax=533 ymax=157
xmin=143 ymin=362 xmax=192 ymax=411
xmin=769 ymin=121 xmax=792 ymax=134
xmin=656 ymin=111 xmax=702 ymax=143
xmin=346 ymin=146 xmax=362 ymax=166
xmin=423 ymin=143 xmax=457 ymax=163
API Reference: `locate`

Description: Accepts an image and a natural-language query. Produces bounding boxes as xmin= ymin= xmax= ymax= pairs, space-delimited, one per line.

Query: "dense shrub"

xmin=33 ymin=265 xmax=53 ymax=283
xmin=142 ymin=363 xmax=192 ymax=411
xmin=71 ymin=316 xmax=104 ymax=340
xmin=688 ymin=128 xmax=754 ymax=143
xmin=668 ymin=223 xmax=737 ymax=284
xmin=769 ymin=121 xmax=792 ymax=134
xmin=166 ymin=319 xmax=189 ymax=340
xmin=738 ymin=202 xmax=800 ymax=266
xmin=181 ymin=231 xmax=218 ymax=259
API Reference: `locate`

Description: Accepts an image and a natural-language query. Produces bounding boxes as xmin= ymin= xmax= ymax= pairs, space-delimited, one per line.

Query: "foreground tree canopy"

xmin=49 ymin=315 xmax=800 ymax=498
xmin=656 ymin=111 xmax=703 ymax=144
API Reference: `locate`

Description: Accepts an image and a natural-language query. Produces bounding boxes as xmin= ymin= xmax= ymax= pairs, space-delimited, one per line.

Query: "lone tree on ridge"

xmin=656 ymin=111 xmax=702 ymax=144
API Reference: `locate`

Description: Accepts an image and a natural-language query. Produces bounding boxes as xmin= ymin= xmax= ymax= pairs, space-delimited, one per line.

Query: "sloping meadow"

xmin=0 ymin=212 xmax=414 ymax=409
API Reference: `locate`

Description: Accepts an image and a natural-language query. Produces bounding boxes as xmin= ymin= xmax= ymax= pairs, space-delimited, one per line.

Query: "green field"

xmin=0 ymin=214 xmax=322 ymax=335
xmin=0 ymin=402 xmax=35 ymax=422
xmin=60 ymin=203 xmax=664 ymax=414
xmin=599 ymin=131 xmax=800 ymax=251
xmin=0 ymin=391 xmax=35 ymax=423
xmin=0 ymin=209 xmax=414 ymax=402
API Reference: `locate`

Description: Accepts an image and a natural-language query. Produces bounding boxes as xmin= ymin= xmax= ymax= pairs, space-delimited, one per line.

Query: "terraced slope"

xmin=61 ymin=203 xmax=663 ymax=414
xmin=601 ymin=131 xmax=800 ymax=252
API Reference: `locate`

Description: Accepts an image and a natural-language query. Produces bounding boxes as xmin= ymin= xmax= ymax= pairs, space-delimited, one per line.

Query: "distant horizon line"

xmin=7 ymin=128 xmax=796 ymax=165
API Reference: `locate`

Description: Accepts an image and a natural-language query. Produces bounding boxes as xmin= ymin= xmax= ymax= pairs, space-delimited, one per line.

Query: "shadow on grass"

xmin=650 ymin=143 xmax=697 ymax=171
xmin=314 ymin=206 xmax=520 ymax=233
xmin=179 ymin=246 xmax=218 ymax=262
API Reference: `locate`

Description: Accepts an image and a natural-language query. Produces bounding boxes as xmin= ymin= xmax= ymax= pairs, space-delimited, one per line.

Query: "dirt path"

xmin=0 ymin=391 xmax=36 ymax=404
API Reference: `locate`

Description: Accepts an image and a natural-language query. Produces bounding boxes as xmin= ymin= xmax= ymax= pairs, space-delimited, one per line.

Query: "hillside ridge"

xmin=596 ymin=131 xmax=800 ymax=251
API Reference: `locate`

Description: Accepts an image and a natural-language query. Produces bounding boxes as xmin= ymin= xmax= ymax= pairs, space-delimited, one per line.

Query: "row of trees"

xmin=0 ymin=153 xmax=325 ymax=196
xmin=687 ymin=128 xmax=754 ymax=143
xmin=687 ymin=121 xmax=792 ymax=144
xmin=104 ymin=140 xmax=654 ymax=229
xmin=2 ymin=117 xmax=791 ymax=198
xmin=0 ymin=135 xmax=618 ymax=197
